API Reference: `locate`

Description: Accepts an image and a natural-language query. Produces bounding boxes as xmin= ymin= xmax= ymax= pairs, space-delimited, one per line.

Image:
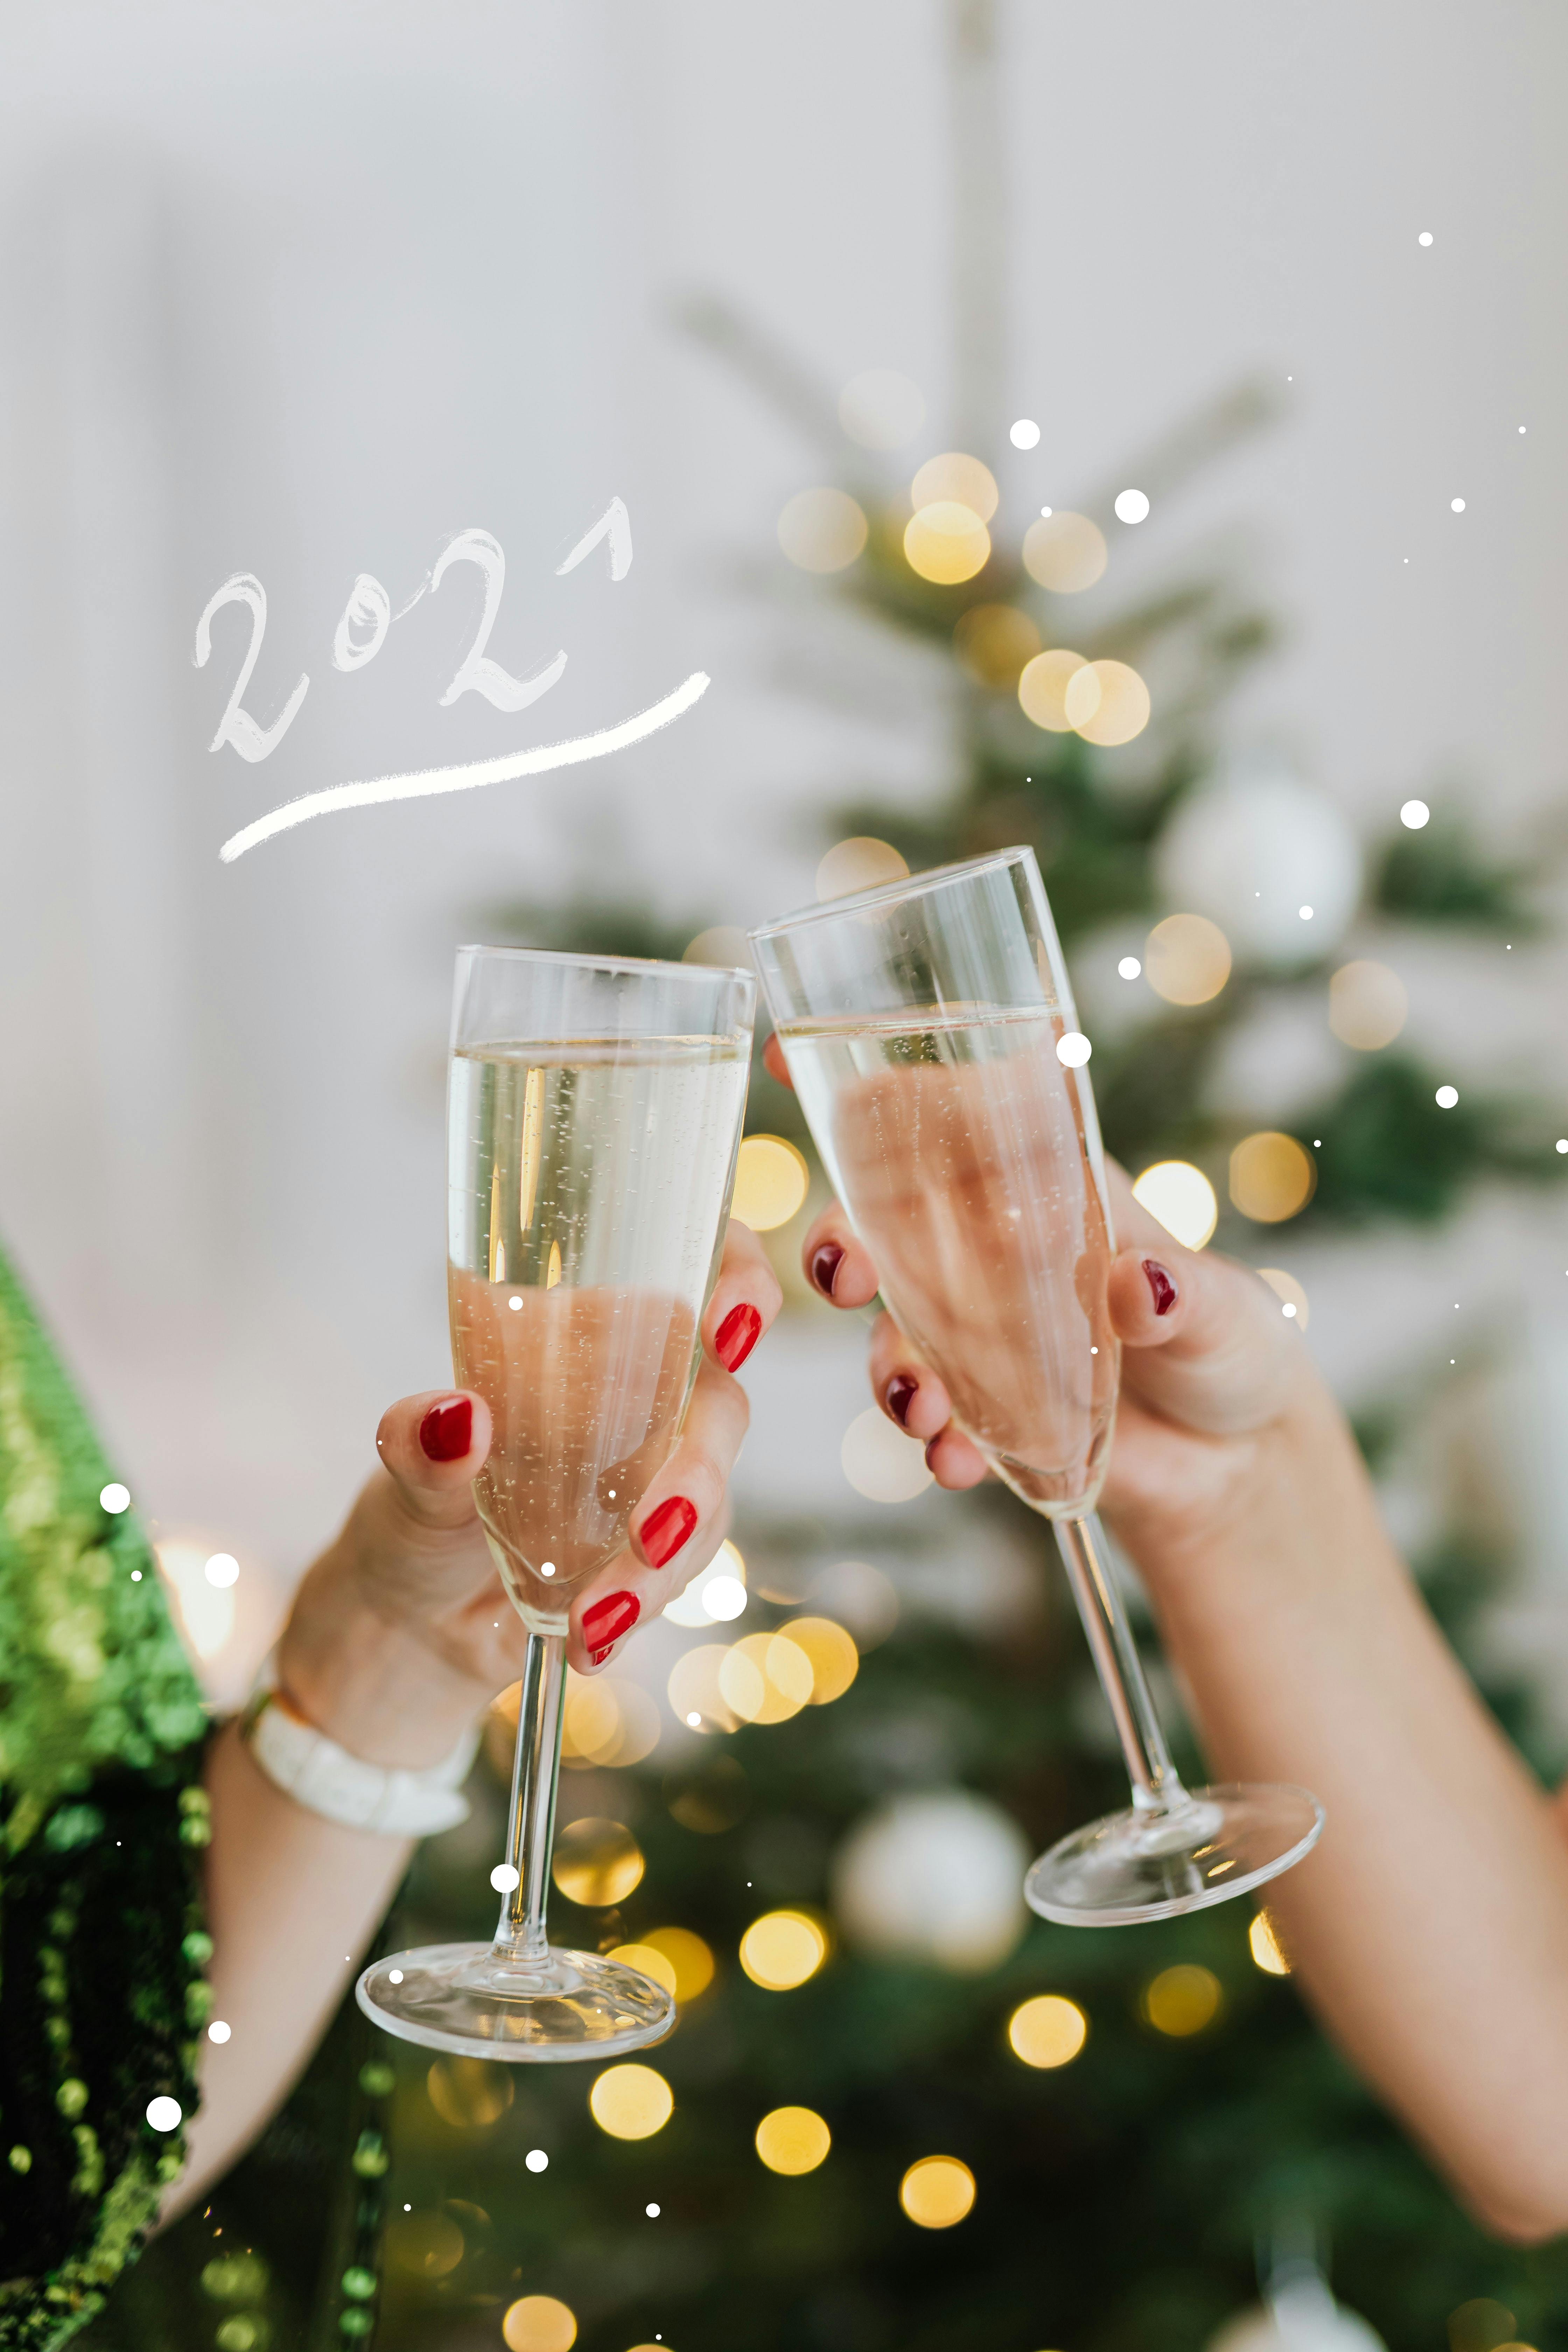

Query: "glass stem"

xmin=491 ymin=1630 xmax=567 ymax=1965
xmin=1055 ymin=1512 xmax=1185 ymax=1815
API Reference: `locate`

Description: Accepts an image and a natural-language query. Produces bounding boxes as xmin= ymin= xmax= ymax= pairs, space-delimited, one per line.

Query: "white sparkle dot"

xmin=1435 ymin=1085 xmax=1459 ymax=1108
xmin=1282 ymin=1303 xmax=1297 ymax=1318
xmin=131 ymin=1569 xmax=142 ymax=1581
xmin=1118 ymin=955 xmax=1142 ymax=979
xmin=100 ymin=1483 xmax=131 ymax=1513
xmin=1298 ymin=905 xmax=1314 ymax=920
xmin=525 ymin=2148 xmax=549 ymax=2174
xmin=1519 ymin=425 xmax=1528 ymax=434
xmin=145 ymin=2096 xmax=182 ymax=2133
xmin=204 ymin=1553 xmax=239 ymax=1588
xmin=1056 ymin=1031 xmax=1092 ymax=1068
xmin=1314 ymin=1139 xmax=1321 ymax=1147
xmin=540 ymin=1561 xmax=556 ymax=1578
xmin=1038 ymin=504 xmax=1053 ymax=518
xmin=1010 ymin=418 xmax=1041 ymax=449
xmin=207 ymin=2021 xmax=231 ymax=2044
xmin=646 ymin=2202 xmax=661 ymax=2218
xmin=1090 ymin=1345 xmax=1099 ymax=1354
xmin=1400 ymin=799 xmax=1430 ymax=828
xmin=508 ymin=1295 xmax=523 ymax=1310
xmin=388 ymin=1969 xmax=404 ymax=1983
xmin=702 ymin=1574 xmax=747 ymax=1622
xmin=685 ymin=1711 xmax=702 ymax=1727
xmin=1451 ymin=497 xmax=1466 ymax=512
xmin=490 ymin=1863 xmax=520 ymax=1892
xmin=1114 ymin=488 xmax=1150 ymax=525
xmin=1555 ymin=1139 xmax=1567 ymax=1154
xmin=1418 ymin=231 xmax=1433 ymax=246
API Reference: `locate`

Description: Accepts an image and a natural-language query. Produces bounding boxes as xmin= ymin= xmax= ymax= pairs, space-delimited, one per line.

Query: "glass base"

xmin=356 ymin=1941 xmax=676 ymax=2062
xmin=1023 ymin=1781 xmax=1324 ymax=1926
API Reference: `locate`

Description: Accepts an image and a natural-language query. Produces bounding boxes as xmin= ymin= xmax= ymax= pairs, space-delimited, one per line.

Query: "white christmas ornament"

xmin=830 ymin=1790 xmax=1030 ymax=1973
xmin=1157 ymin=764 xmax=1362 ymax=964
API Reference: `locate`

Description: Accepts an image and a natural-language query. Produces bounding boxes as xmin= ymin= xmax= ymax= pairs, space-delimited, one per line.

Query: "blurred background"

xmin=4 ymin=4 xmax=1568 ymax=2348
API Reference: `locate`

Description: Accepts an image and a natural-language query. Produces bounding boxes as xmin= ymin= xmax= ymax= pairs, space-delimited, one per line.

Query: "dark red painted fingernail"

xmin=583 ymin=1590 xmax=640 ymax=1649
xmin=419 ymin=1395 xmax=473 ymax=1461
xmin=638 ymin=1496 xmax=698 ymax=1568
xmin=715 ymin=1302 xmax=763 ymax=1372
xmin=886 ymin=1374 xmax=918 ymax=1427
xmin=809 ymin=1242 xmax=845 ymax=1300
xmin=1143 ymin=1260 xmax=1178 ymax=1317
xmin=924 ymin=1436 xmax=943 ymax=1471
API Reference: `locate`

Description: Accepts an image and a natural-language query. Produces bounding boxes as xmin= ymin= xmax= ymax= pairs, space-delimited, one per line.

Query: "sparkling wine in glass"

xmin=357 ymin=947 xmax=753 ymax=2055
xmin=751 ymin=849 xmax=1322 ymax=1926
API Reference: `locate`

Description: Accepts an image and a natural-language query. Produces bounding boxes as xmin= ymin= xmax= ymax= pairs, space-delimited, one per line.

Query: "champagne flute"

xmin=357 ymin=946 xmax=754 ymax=2054
xmin=750 ymin=849 xmax=1322 ymax=1925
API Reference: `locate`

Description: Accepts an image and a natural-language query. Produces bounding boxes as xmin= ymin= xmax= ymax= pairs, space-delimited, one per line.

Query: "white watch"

xmin=242 ymin=1685 xmax=480 ymax=1837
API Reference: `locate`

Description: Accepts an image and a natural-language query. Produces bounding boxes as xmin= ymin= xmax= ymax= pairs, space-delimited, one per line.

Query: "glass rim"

xmin=747 ymin=846 xmax=1039 ymax=943
xmin=456 ymin=942 xmax=756 ymax=987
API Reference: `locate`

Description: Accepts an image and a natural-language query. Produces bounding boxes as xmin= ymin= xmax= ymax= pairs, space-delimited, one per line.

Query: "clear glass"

xmin=751 ymin=849 xmax=1322 ymax=1925
xmin=357 ymin=946 xmax=755 ymax=2054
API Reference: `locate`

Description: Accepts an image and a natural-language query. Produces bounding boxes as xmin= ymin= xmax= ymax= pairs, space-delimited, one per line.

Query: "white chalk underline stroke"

xmin=218 ymin=670 xmax=711 ymax=863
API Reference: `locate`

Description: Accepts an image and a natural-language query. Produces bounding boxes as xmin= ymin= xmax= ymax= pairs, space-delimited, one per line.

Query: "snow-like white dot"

xmin=388 ymin=1969 xmax=404 ymax=1983
xmin=1451 ymin=497 xmax=1466 ymax=513
xmin=685 ymin=1711 xmax=702 ymax=1728
xmin=1519 ymin=425 xmax=1528 ymax=434
xmin=145 ymin=2096 xmax=182 ymax=2133
xmin=1038 ymin=504 xmax=1053 ymax=518
xmin=1400 ymin=799 xmax=1430 ymax=829
xmin=1118 ymin=955 xmax=1142 ymax=979
xmin=1114 ymin=488 xmax=1150 ymax=525
xmin=131 ymin=1569 xmax=142 ymax=1582
xmin=701 ymin=1574 xmax=747 ymax=1623
xmin=1055 ymin=1032 xmax=1092 ymax=1068
xmin=1418 ymin=231 xmax=1433 ymax=247
xmin=490 ymin=1863 xmax=521 ymax=1892
xmin=1282 ymin=1303 xmax=1297 ymax=1318
xmin=1555 ymin=1139 xmax=1567 ymax=1154
xmin=540 ymin=1560 xmax=556 ymax=1578
xmin=1298 ymin=905 xmax=1314 ymax=920
xmin=646 ymin=2202 xmax=661 ymax=2218
xmin=1010 ymin=418 xmax=1041 ymax=450
xmin=1435 ymin=1085 xmax=1459 ymax=1109
xmin=207 ymin=2021 xmax=231 ymax=2044
xmin=508 ymin=1295 xmax=523 ymax=1310
xmin=100 ymin=1483 xmax=131 ymax=1513
xmin=525 ymin=2148 xmax=549 ymax=2174
xmin=204 ymin=1553 xmax=238 ymax=1588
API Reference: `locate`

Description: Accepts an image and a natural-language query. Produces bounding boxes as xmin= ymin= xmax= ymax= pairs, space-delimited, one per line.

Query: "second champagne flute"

xmin=358 ymin=946 xmax=754 ymax=2056
xmin=751 ymin=849 xmax=1322 ymax=1926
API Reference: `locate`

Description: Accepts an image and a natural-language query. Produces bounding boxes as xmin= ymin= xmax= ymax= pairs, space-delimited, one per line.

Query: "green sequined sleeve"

xmin=0 ymin=1252 xmax=213 ymax=2350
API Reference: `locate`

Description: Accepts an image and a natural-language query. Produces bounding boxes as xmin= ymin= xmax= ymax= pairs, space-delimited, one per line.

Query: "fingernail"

xmin=715 ymin=1302 xmax=763 ymax=1372
xmin=419 ymin=1395 xmax=472 ymax=1462
xmin=590 ymin=1645 xmax=614 ymax=1667
xmin=924 ymin=1436 xmax=943 ymax=1471
xmin=583 ymin=1590 xmax=640 ymax=1649
xmin=638 ymin=1495 xmax=698 ymax=1569
xmin=1143 ymin=1260 xmax=1178 ymax=1317
xmin=886 ymin=1374 xmax=917 ymax=1427
xmin=809 ymin=1242 xmax=845 ymax=1300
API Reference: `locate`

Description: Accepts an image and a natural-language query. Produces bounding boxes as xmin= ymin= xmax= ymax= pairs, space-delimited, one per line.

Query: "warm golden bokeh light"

xmin=1229 ymin=1132 xmax=1316 ymax=1223
xmin=1017 ymin=648 xmax=1092 ymax=733
xmin=682 ymin=923 xmax=752 ymax=970
xmin=1249 ymin=1910 xmax=1291 ymax=1975
xmin=1021 ymin=511 xmax=1108 ymax=592
xmin=1069 ymin=658 xmax=1151 ymax=747
xmin=1144 ymin=912 xmax=1232 ymax=1006
xmin=815 ymin=836 xmax=910 ymax=902
xmin=588 ymin=2064 xmax=673 ymax=2141
xmin=642 ymin=1925 xmax=716 ymax=2003
xmin=1255 ymin=1267 xmax=1310 ymax=1331
xmin=1329 ymin=958 xmax=1408 ymax=1050
xmin=1007 ymin=1993 xmax=1088 ymax=2069
xmin=1132 ymin=1161 xmax=1219 ymax=1251
xmin=719 ymin=1631 xmax=813 ymax=1724
xmin=1144 ymin=1963 xmax=1223 ymax=2036
xmin=782 ymin=1615 xmax=859 ymax=1704
xmin=777 ymin=487 xmax=868 ymax=574
xmin=666 ymin=1642 xmax=738 ymax=1734
xmin=731 ymin=1134 xmax=810 ymax=1232
xmin=910 ymin=451 xmax=999 ymax=522
xmin=954 ymin=602 xmax=1041 ymax=688
xmin=605 ymin=1942 xmax=678 ymax=2000
xmin=386 ymin=2208 xmax=465 ymax=2276
xmin=502 ymin=2296 xmax=578 ymax=2352
xmin=904 ymin=501 xmax=992 ymax=584
xmin=739 ymin=1909 xmax=828 ymax=1990
xmin=755 ymin=2105 xmax=832 ymax=2175
xmin=551 ymin=1818 xmax=645 ymax=1907
xmin=425 ymin=2057 xmax=513 ymax=2129
xmin=1449 ymin=2302 xmax=1521 ymax=2352
xmin=899 ymin=2155 xmax=976 ymax=2228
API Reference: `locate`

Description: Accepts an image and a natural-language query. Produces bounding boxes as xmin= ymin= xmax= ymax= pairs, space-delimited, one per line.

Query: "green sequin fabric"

xmin=0 ymin=1251 xmax=212 ymax=2348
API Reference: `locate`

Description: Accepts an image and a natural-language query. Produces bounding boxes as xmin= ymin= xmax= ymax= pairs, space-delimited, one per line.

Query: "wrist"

xmin=277 ymin=1542 xmax=492 ymax=1770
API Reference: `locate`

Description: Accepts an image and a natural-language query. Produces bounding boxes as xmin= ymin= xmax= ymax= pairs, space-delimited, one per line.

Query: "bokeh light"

xmin=665 ymin=1642 xmax=738 ymax=1734
xmin=816 ymin=836 xmax=910 ymax=901
xmin=606 ymin=1942 xmax=678 ymax=2000
xmin=755 ymin=2105 xmax=832 ymax=2174
xmin=559 ymin=1673 xmax=662 ymax=1770
xmin=1229 ymin=1132 xmax=1316 ymax=1223
xmin=899 ymin=2155 xmax=976 ymax=2228
xmin=838 ymin=369 xmax=926 ymax=450
xmin=719 ymin=1631 xmax=814 ymax=1724
xmin=954 ymin=603 xmax=1040 ymax=689
xmin=1132 ymin=1161 xmax=1218 ymax=1250
xmin=1021 ymin=510 xmax=1107 ymax=592
xmin=904 ymin=501 xmax=992 ymax=584
xmin=1007 ymin=1993 xmax=1088 ymax=2068
xmin=1143 ymin=913 xmax=1232 ymax=1006
xmin=777 ymin=487 xmax=868 ymax=573
xmin=589 ymin=2064 xmax=673 ymax=2141
xmin=664 ymin=1538 xmax=749 ymax=1629
xmin=1143 ymin=1963 xmax=1223 ymax=2036
xmin=1448 ymin=2302 xmax=1521 ymax=2352
xmin=502 ymin=2295 xmax=578 ymax=2352
xmin=739 ymin=1909 xmax=828 ymax=1990
xmin=1069 ymin=658 xmax=1151 ymax=747
xmin=1018 ymin=648 xmax=1093 ymax=733
xmin=841 ymin=1406 xmax=934 ymax=1501
xmin=1329 ymin=959 xmax=1408 ymax=1050
xmin=732 ymin=1134 xmax=809 ymax=1231
xmin=551 ymin=1818 xmax=645 ymax=1907
xmin=782 ymin=1615 xmax=860 ymax=1703
xmin=910 ymin=450 xmax=999 ymax=522
xmin=426 ymin=2058 xmax=513 ymax=2129
xmin=810 ymin=1558 xmax=899 ymax=1647
xmin=642 ymin=1926 xmax=716 ymax=2002
xmin=1255 ymin=1268 xmax=1310 ymax=1330
xmin=156 ymin=1540 xmax=236 ymax=1661
xmin=388 ymin=2207 xmax=465 ymax=2276
xmin=1249 ymin=1910 xmax=1291 ymax=1975
xmin=682 ymin=923 xmax=752 ymax=970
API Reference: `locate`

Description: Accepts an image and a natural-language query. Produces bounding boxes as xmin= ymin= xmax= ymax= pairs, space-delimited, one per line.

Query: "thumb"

xmin=374 ymin=1390 xmax=493 ymax=1530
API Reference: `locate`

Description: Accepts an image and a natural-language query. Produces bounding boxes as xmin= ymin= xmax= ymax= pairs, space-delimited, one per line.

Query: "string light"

xmin=1143 ymin=913 xmax=1231 ymax=1006
xmin=588 ymin=2064 xmax=673 ymax=2140
xmin=1007 ymin=1994 xmax=1087 ymax=2067
xmin=1143 ymin=1964 xmax=1223 ymax=2036
xmin=501 ymin=2294 xmax=578 ymax=2352
xmin=1021 ymin=511 xmax=1107 ymax=592
xmin=1249 ymin=1911 xmax=1291 ymax=1974
xmin=755 ymin=2106 xmax=832 ymax=2174
xmin=739 ymin=1910 xmax=828 ymax=1990
xmin=731 ymin=1135 xmax=809 ymax=1231
xmin=1132 ymin=1162 xmax=1218 ymax=1251
xmin=551 ymin=1818 xmax=645 ymax=1906
xmin=899 ymin=2156 xmax=976 ymax=2228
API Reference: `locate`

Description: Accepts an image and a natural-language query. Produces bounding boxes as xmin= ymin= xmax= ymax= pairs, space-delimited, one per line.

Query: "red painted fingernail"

xmin=715 ymin=1302 xmax=763 ymax=1372
xmin=1143 ymin=1260 xmax=1178 ymax=1317
xmin=419 ymin=1395 xmax=473 ymax=1461
xmin=638 ymin=1496 xmax=698 ymax=1568
xmin=886 ymin=1374 xmax=917 ymax=1427
xmin=924 ymin=1436 xmax=943 ymax=1471
xmin=583 ymin=1590 xmax=640 ymax=1648
xmin=590 ymin=1644 xmax=614 ymax=1667
xmin=809 ymin=1242 xmax=845 ymax=1300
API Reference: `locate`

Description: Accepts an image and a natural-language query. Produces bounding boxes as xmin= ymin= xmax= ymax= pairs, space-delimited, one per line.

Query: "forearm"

xmin=1115 ymin=1390 xmax=1568 ymax=2241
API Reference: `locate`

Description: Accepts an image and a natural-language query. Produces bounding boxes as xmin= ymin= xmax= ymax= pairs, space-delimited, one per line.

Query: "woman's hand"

xmin=276 ymin=1218 xmax=782 ymax=1765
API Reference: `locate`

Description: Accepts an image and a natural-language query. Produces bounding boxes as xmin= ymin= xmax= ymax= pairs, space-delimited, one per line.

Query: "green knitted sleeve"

xmin=0 ymin=1251 xmax=213 ymax=2350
